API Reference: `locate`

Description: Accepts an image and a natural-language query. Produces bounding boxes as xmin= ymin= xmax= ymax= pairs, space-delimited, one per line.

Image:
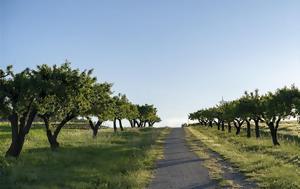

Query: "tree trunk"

xmin=87 ymin=117 xmax=101 ymax=137
xmin=113 ymin=118 xmax=117 ymax=132
xmin=221 ymin=121 xmax=225 ymax=131
xmin=254 ymin=119 xmax=260 ymax=138
xmin=149 ymin=122 xmax=154 ymax=127
xmin=234 ymin=119 xmax=244 ymax=135
xmin=47 ymin=114 xmax=75 ymax=149
xmin=217 ymin=122 xmax=220 ymax=130
xmin=92 ymin=121 xmax=102 ymax=137
xmin=138 ymin=121 xmax=142 ymax=128
xmin=134 ymin=119 xmax=140 ymax=127
xmin=6 ymin=110 xmax=36 ymax=158
xmin=246 ymin=119 xmax=251 ymax=138
xmin=268 ymin=122 xmax=280 ymax=145
xmin=234 ymin=122 xmax=241 ymax=135
xmin=40 ymin=115 xmax=60 ymax=149
xmin=46 ymin=130 xmax=60 ymax=149
xmin=129 ymin=120 xmax=134 ymax=128
xmin=235 ymin=127 xmax=241 ymax=135
xmin=6 ymin=113 xmax=26 ymax=157
xmin=228 ymin=122 xmax=231 ymax=133
xmin=6 ymin=132 xmax=26 ymax=157
xmin=198 ymin=119 xmax=202 ymax=125
xmin=118 ymin=119 xmax=124 ymax=131
xmin=53 ymin=114 xmax=74 ymax=137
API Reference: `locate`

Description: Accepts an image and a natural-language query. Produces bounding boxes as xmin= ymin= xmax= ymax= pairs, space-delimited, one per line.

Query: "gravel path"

xmin=148 ymin=128 xmax=218 ymax=189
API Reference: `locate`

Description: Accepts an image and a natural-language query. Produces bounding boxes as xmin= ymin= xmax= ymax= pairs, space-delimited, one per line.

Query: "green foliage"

xmin=36 ymin=62 xmax=96 ymax=119
xmin=34 ymin=63 xmax=97 ymax=149
xmin=87 ymin=83 xmax=115 ymax=122
xmin=0 ymin=67 xmax=39 ymax=116
xmin=237 ymin=89 xmax=263 ymax=120
xmin=261 ymin=85 xmax=300 ymax=122
xmin=137 ymin=104 xmax=161 ymax=126
xmin=126 ymin=103 xmax=139 ymax=120
xmin=219 ymin=101 xmax=236 ymax=122
xmin=0 ymin=62 xmax=161 ymax=156
xmin=189 ymin=85 xmax=300 ymax=145
xmin=113 ymin=94 xmax=130 ymax=120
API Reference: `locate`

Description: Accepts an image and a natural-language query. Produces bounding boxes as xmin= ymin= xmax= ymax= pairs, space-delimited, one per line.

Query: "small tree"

xmin=205 ymin=108 xmax=216 ymax=127
xmin=238 ymin=90 xmax=263 ymax=138
xmin=215 ymin=103 xmax=227 ymax=131
xmin=112 ymin=94 xmax=129 ymax=132
xmin=86 ymin=83 xmax=114 ymax=137
xmin=136 ymin=104 xmax=160 ymax=127
xmin=126 ymin=103 xmax=139 ymax=128
xmin=188 ymin=111 xmax=200 ymax=124
xmin=37 ymin=63 xmax=95 ymax=149
xmin=211 ymin=107 xmax=223 ymax=130
xmin=221 ymin=101 xmax=236 ymax=133
xmin=261 ymin=86 xmax=300 ymax=145
xmin=0 ymin=67 xmax=41 ymax=157
xmin=147 ymin=105 xmax=161 ymax=127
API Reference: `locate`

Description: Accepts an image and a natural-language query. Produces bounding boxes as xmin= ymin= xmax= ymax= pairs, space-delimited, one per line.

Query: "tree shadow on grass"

xmin=0 ymin=125 xmax=10 ymax=133
xmin=2 ymin=146 xmax=137 ymax=188
xmin=0 ymin=130 xmax=156 ymax=189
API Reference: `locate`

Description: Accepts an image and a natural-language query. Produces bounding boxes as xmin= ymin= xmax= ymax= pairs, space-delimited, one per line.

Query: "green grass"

xmin=0 ymin=123 xmax=169 ymax=189
xmin=186 ymin=126 xmax=300 ymax=189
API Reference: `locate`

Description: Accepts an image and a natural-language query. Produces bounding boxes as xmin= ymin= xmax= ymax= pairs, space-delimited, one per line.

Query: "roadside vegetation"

xmin=0 ymin=63 xmax=165 ymax=188
xmin=0 ymin=122 xmax=169 ymax=189
xmin=187 ymin=86 xmax=300 ymax=188
xmin=185 ymin=129 xmax=242 ymax=188
xmin=186 ymin=126 xmax=300 ymax=188
xmin=188 ymin=86 xmax=300 ymax=146
xmin=0 ymin=62 xmax=161 ymax=157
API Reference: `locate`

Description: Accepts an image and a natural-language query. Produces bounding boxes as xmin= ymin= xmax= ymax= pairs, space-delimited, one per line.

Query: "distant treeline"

xmin=189 ymin=86 xmax=300 ymax=146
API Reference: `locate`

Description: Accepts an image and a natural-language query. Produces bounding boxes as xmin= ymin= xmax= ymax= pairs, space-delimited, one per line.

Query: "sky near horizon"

xmin=1 ymin=0 xmax=300 ymax=127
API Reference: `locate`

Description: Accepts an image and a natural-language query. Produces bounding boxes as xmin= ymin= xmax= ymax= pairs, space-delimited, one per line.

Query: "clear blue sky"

xmin=1 ymin=0 xmax=300 ymax=126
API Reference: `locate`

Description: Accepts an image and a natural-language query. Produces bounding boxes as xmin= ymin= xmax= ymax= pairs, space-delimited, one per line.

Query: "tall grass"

xmin=187 ymin=126 xmax=300 ymax=189
xmin=0 ymin=123 xmax=169 ymax=189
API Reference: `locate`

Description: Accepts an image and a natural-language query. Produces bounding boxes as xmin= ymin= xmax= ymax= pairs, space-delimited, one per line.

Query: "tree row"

xmin=0 ymin=62 xmax=161 ymax=157
xmin=189 ymin=86 xmax=300 ymax=146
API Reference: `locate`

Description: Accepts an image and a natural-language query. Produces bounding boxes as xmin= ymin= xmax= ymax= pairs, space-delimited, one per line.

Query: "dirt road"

xmin=148 ymin=128 xmax=217 ymax=189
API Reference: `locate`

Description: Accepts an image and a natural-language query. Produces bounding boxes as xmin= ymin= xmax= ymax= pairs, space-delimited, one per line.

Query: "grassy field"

xmin=257 ymin=121 xmax=300 ymax=144
xmin=185 ymin=128 xmax=248 ymax=188
xmin=186 ymin=125 xmax=300 ymax=189
xmin=0 ymin=123 xmax=169 ymax=189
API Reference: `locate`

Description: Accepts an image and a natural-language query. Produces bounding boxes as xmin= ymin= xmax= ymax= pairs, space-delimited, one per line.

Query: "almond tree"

xmin=37 ymin=63 xmax=95 ymax=149
xmin=261 ymin=86 xmax=300 ymax=145
xmin=136 ymin=104 xmax=160 ymax=127
xmin=0 ymin=67 xmax=41 ymax=157
xmin=210 ymin=107 xmax=223 ymax=130
xmin=112 ymin=94 xmax=129 ymax=132
xmin=221 ymin=101 xmax=236 ymax=133
xmin=85 ymin=83 xmax=115 ymax=137
xmin=126 ymin=103 xmax=139 ymax=128
xmin=188 ymin=111 xmax=200 ymax=124
xmin=147 ymin=105 xmax=161 ymax=127
xmin=237 ymin=90 xmax=263 ymax=138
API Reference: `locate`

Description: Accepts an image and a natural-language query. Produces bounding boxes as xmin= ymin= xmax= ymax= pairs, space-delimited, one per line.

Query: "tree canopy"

xmin=0 ymin=63 xmax=161 ymax=157
xmin=189 ymin=85 xmax=300 ymax=146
